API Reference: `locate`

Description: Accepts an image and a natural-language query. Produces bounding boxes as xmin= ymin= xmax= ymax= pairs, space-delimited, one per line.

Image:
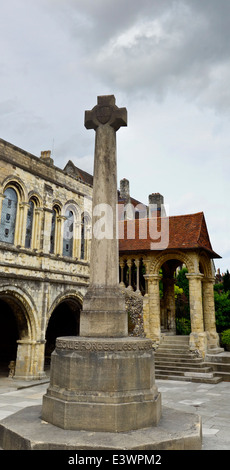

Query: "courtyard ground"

xmin=0 ymin=374 xmax=229 ymax=451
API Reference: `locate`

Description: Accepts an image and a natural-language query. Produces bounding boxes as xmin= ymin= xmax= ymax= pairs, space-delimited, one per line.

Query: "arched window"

xmin=50 ymin=208 xmax=57 ymax=254
xmin=80 ymin=214 xmax=90 ymax=260
xmin=0 ymin=188 xmax=18 ymax=244
xmin=63 ymin=209 xmax=74 ymax=257
xmin=80 ymin=216 xmax=85 ymax=260
xmin=25 ymin=200 xmax=35 ymax=249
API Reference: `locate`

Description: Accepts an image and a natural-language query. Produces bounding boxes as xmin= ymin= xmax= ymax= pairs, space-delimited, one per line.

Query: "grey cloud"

xmin=59 ymin=0 xmax=230 ymax=112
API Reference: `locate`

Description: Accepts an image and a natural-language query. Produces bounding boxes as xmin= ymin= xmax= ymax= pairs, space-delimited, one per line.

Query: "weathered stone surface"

xmin=81 ymin=96 xmax=128 ymax=337
xmin=42 ymin=336 xmax=161 ymax=432
xmin=0 ymin=405 xmax=202 ymax=450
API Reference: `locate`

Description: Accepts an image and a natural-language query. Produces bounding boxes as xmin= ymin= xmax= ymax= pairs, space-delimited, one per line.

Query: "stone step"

xmin=156 ymin=369 xmax=185 ymax=377
xmin=184 ymin=372 xmax=223 ymax=384
xmin=155 ymin=352 xmax=200 ymax=361
xmin=156 ymin=371 xmax=222 ymax=384
xmin=155 ymin=335 xmax=224 ymax=383
xmin=155 ymin=364 xmax=213 ymax=373
xmin=155 ymin=353 xmax=202 ymax=362
xmin=156 ymin=347 xmax=190 ymax=354
xmin=161 ymin=335 xmax=189 ymax=343
xmin=157 ymin=344 xmax=189 ymax=350
xmin=155 ymin=374 xmax=192 ymax=382
xmin=155 ymin=361 xmax=211 ymax=369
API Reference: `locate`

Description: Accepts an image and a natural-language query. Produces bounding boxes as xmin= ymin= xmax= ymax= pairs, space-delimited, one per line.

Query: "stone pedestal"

xmin=80 ymin=286 xmax=128 ymax=337
xmin=42 ymin=336 xmax=161 ymax=432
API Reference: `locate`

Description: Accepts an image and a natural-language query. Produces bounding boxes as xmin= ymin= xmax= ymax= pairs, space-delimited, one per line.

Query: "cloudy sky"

xmin=0 ymin=0 xmax=229 ymax=272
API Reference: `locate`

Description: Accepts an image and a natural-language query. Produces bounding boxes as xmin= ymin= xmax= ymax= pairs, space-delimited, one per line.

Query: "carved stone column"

xmin=135 ymin=258 xmax=141 ymax=294
xmin=119 ymin=259 xmax=125 ymax=287
xmin=42 ymin=207 xmax=53 ymax=254
xmin=202 ymin=276 xmax=221 ymax=352
xmin=126 ymin=259 xmax=133 ymax=291
xmin=0 ymin=193 xmax=5 ymax=216
xmin=33 ymin=207 xmax=43 ymax=250
xmin=56 ymin=215 xmax=66 ymax=256
xmin=16 ymin=202 xmax=29 ymax=247
xmin=144 ymin=274 xmax=161 ymax=345
xmin=186 ymin=273 xmax=207 ymax=356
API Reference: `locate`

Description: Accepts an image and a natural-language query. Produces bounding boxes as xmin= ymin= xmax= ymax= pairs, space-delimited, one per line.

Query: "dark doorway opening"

xmin=0 ymin=299 xmax=19 ymax=377
xmin=45 ymin=299 xmax=80 ymax=364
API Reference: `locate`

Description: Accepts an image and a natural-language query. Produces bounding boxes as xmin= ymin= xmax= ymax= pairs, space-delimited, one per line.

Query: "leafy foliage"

xmin=214 ymin=290 xmax=230 ymax=332
xmin=220 ymin=329 xmax=230 ymax=346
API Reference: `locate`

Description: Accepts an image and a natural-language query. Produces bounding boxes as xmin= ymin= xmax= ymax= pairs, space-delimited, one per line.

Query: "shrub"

xmin=214 ymin=291 xmax=230 ymax=332
xmin=176 ymin=317 xmax=191 ymax=335
xmin=220 ymin=329 xmax=230 ymax=348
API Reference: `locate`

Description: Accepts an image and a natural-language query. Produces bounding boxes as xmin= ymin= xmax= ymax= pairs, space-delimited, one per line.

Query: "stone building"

xmin=118 ymin=180 xmax=221 ymax=357
xmin=0 ymin=139 xmax=92 ymax=380
xmin=0 ymin=138 xmax=221 ymax=380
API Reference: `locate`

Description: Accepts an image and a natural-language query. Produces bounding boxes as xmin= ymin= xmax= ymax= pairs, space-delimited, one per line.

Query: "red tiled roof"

xmin=118 ymin=212 xmax=220 ymax=258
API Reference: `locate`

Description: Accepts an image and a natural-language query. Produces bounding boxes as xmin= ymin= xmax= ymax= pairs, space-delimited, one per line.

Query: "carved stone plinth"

xmin=42 ymin=336 xmax=162 ymax=432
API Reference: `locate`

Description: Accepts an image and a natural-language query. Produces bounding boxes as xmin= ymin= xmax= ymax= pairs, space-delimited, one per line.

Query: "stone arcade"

xmin=0 ymin=96 xmax=201 ymax=450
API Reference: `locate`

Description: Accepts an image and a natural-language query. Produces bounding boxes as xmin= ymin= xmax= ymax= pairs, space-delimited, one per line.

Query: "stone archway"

xmin=0 ymin=286 xmax=43 ymax=379
xmin=45 ymin=293 xmax=82 ymax=363
xmin=143 ymin=250 xmax=195 ymax=346
xmin=143 ymin=250 xmax=220 ymax=356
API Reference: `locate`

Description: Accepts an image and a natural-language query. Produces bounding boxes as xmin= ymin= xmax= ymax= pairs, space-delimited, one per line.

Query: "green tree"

xmin=176 ymin=267 xmax=189 ymax=299
xmin=223 ymin=270 xmax=230 ymax=293
xmin=214 ymin=290 xmax=230 ymax=332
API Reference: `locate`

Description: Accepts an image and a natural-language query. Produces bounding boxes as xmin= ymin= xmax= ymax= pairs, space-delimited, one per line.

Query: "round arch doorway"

xmin=0 ymin=299 xmax=19 ymax=376
xmin=45 ymin=298 xmax=81 ymax=365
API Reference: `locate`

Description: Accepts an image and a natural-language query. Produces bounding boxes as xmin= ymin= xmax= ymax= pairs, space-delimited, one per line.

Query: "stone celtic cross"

xmin=84 ymin=95 xmax=127 ymax=131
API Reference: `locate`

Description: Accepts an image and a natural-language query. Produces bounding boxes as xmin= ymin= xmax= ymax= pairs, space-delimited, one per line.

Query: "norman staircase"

xmin=155 ymin=335 xmax=223 ymax=384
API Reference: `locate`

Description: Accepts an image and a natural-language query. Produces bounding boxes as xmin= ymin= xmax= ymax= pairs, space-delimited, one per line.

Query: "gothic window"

xmin=80 ymin=216 xmax=85 ymax=260
xmin=63 ymin=209 xmax=74 ymax=257
xmin=50 ymin=209 xmax=56 ymax=254
xmin=0 ymin=187 xmax=18 ymax=244
xmin=25 ymin=200 xmax=35 ymax=248
xmin=80 ymin=214 xmax=90 ymax=260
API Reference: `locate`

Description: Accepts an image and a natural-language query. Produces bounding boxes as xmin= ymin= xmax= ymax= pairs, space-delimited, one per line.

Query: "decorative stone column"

xmin=16 ymin=202 xmax=29 ymax=247
xmin=144 ymin=274 xmax=161 ymax=345
xmin=126 ymin=259 xmax=133 ymax=291
xmin=56 ymin=215 xmax=65 ymax=256
xmin=119 ymin=259 xmax=125 ymax=287
xmin=186 ymin=273 xmax=207 ymax=356
xmin=202 ymin=276 xmax=221 ymax=352
xmin=0 ymin=193 xmax=5 ymax=216
xmin=42 ymin=207 xmax=53 ymax=254
xmin=135 ymin=258 xmax=141 ymax=294
xmin=33 ymin=207 xmax=43 ymax=250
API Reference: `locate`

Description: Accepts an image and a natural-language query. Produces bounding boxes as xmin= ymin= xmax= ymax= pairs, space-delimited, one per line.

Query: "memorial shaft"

xmin=80 ymin=95 xmax=128 ymax=337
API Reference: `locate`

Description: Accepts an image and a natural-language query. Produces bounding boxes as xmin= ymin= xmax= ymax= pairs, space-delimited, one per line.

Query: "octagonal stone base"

xmin=0 ymin=405 xmax=202 ymax=450
xmin=42 ymin=336 xmax=162 ymax=432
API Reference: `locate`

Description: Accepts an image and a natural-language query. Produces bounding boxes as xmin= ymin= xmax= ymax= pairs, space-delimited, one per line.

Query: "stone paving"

xmin=0 ymin=376 xmax=229 ymax=450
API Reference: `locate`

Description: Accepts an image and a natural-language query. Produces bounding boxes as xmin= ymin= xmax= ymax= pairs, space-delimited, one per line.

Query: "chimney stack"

xmin=148 ymin=193 xmax=166 ymax=217
xmin=40 ymin=150 xmax=54 ymax=166
xmin=120 ymin=178 xmax=130 ymax=200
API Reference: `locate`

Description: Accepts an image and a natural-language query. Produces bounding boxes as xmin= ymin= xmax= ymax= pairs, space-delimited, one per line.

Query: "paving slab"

xmin=0 ymin=377 xmax=229 ymax=451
